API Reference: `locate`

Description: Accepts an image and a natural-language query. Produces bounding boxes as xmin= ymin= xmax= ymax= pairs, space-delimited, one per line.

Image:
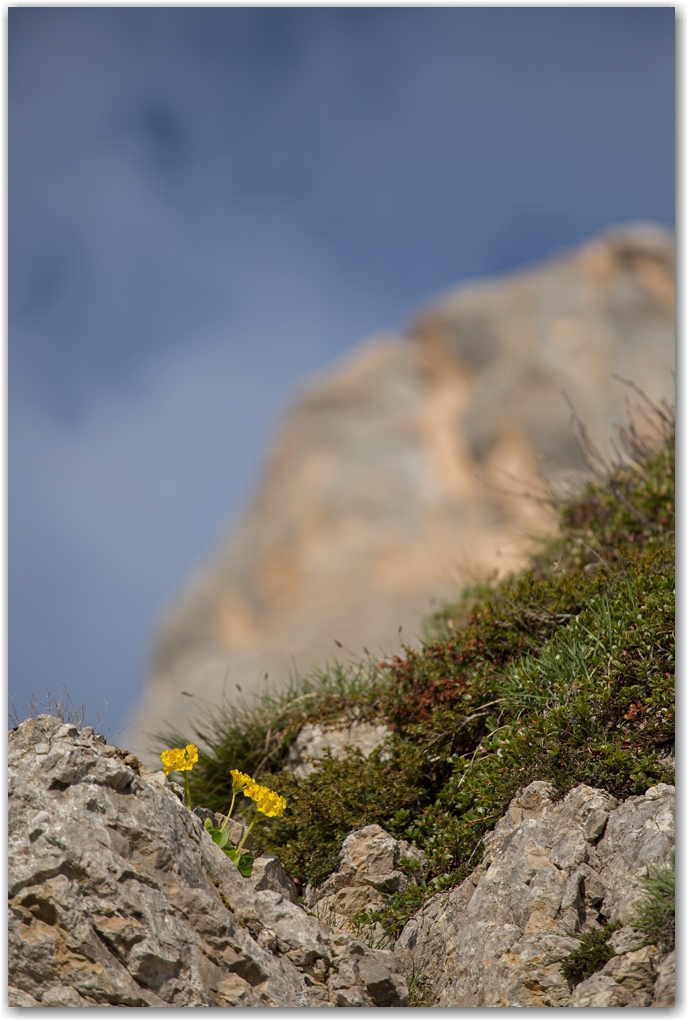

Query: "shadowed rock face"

xmin=130 ymin=223 xmax=674 ymax=759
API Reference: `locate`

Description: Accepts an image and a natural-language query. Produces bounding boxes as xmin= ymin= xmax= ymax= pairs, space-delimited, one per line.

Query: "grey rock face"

xmin=305 ymin=824 xmax=427 ymax=940
xmin=130 ymin=224 xmax=674 ymax=761
xmin=247 ymin=853 xmax=300 ymax=904
xmin=8 ymin=716 xmax=407 ymax=1007
xmin=286 ymin=719 xmax=390 ymax=778
xmin=394 ymin=780 xmax=674 ymax=1007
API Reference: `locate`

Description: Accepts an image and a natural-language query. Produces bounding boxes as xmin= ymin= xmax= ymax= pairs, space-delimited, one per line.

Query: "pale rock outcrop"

xmin=305 ymin=825 xmax=428 ymax=938
xmin=130 ymin=223 xmax=675 ymax=760
xmin=394 ymin=780 xmax=674 ymax=1007
xmin=650 ymin=950 xmax=676 ymax=1007
xmin=8 ymin=716 xmax=407 ymax=1007
xmin=286 ymin=719 xmax=390 ymax=778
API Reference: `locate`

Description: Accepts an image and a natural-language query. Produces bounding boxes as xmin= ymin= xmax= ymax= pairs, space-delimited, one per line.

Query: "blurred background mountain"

xmin=9 ymin=8 xmax=674 ymax=747
xmin=130 ymin=225 xmax=675 ymax=756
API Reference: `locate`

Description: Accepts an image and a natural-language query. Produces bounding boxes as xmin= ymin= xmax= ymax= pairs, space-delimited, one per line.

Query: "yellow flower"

xmin=230 ymin=768 xmax=253 ymax=792
xmin=228 ymin=770 xmax=286 ymax=817
xmin=254 ymin=787 xmax=287 ymax=818
xmin=160 ymin=743 xmax=199 ymax=776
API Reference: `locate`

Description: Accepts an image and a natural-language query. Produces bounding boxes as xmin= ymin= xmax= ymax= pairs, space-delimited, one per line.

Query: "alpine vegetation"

xmin=175 ymin=399 xmax=674 ymax=943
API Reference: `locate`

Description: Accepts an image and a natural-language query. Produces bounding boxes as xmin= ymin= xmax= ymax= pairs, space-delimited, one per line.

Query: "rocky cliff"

xmin=9 ymin=716 xmax=674 ymax=1007
xmin=130 ymin=223 xmax=674 ymax=758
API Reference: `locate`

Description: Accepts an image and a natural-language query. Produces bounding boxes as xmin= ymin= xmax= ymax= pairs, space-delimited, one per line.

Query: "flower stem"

xmin=220 ymin=790 xmax=237 ymax=832
xmin=184 ymin=772 xmax=192 ymax=810
xmin=237 ymin=813 xmax=256 ymax=853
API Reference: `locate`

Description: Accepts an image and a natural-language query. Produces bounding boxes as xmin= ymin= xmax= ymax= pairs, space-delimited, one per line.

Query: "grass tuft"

xmin=633 ymin=854 xmax=675 ymax=954
xmin=9 ymin=685 xmax=109 ymax=736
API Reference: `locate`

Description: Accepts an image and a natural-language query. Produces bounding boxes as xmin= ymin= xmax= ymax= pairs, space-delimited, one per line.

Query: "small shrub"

xmin=561 ymin=921 xmax=622 ymax=987
xmin=633 ymin=855 xmax=675 ymax=953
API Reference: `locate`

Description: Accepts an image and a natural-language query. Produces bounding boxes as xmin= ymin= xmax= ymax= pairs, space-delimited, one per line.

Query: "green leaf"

xmin=236 ymin=855 xmax=255 ymax=878
xmin=222 ymin=845 xmax=254 ymax=877
xmin=204 ymin=817 xmax=229 ymax=848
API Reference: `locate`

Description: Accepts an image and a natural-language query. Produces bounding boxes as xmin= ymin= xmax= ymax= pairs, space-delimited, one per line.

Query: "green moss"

xmin=167 ymin=412 xmax=673 ymax=941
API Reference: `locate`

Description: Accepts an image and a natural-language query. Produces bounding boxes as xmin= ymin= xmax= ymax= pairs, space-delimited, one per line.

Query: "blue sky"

xmin=9 ymin=7 xmax=674 ymax=740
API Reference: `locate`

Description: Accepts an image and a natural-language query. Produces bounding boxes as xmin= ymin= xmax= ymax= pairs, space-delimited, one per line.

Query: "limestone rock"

xmin=305 ymin=824 xmax=427 ymax=939
xmin=8 ymin=716 xmax=407 ymax=1007
xmin=286 ymin=719 xmax=390 ymax=778
xmin=394 ymin=780 xmax=675 ymax=1007
xmin=651 ymin=949 xmax=675 ymax=1007
xmin=246 ymin=853 xmax=300 ymax=904
xmin=130 ymin=223 xmax=675 ymax=759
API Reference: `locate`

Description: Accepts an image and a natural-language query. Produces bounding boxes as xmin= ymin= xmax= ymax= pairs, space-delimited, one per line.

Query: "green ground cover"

xmin=169 ymin=402 xmax=674 ymax=937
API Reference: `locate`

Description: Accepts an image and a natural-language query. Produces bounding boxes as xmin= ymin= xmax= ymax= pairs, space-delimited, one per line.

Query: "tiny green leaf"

xmin=236 ymin=855 xmax=254 ymax=878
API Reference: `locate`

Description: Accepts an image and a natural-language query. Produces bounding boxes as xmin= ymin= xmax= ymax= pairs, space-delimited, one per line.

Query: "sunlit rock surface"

xmin=8 ymin=717 xmax=673 ymax=1008
xmin=8 ymin=716 xmax=407 ymax=1007
xmin=305 ymin=824 xmax=428 ymax=938
xmin=393 ymin=780 xmax=675 ymax=1007
xmin=286 ymin=719 xmax=391 ymax=778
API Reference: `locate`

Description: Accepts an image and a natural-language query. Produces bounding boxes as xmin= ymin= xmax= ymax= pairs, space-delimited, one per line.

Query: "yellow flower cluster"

xmin=160 ymin=743 xmax=199 ymax=776
xmin=251 ymin=786 xmax=287 ymax=818
xmin=230 ymin=769 xmax=286 ymax=817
